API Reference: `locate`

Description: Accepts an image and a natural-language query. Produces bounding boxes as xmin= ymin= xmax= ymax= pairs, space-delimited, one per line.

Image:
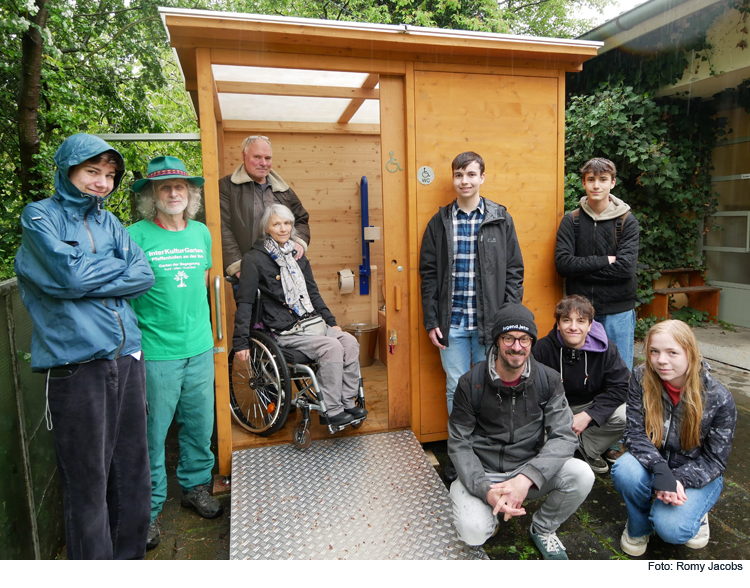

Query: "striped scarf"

xmin=264 ymin=238 xmax=315 ymax=317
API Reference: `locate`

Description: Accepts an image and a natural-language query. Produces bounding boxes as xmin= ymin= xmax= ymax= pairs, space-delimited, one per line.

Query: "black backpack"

xmin=571 ymin=208 xmax=630 ymax=248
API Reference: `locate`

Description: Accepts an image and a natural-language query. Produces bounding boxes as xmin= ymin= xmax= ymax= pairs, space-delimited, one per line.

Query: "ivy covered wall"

xmin=563 ymin=2 xmax=745 ymax=306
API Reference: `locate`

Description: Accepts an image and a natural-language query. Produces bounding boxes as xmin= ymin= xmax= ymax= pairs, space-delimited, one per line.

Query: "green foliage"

xmin=635 ymin=315 xmax=661 ymax=340
xmin=506 ymin=544 xmax=538 ymax=559
xmin=499 ymin=0 xmax=611 ymax=38
xmin=565 ymin=84 xmax=723 ymax=302
xmin=671 ymin=305 xmax=709 ymax=327
xmin=718 ymin=318 xmax=737 ymax=332
xmin=0 ymin=0 xmax=207 ymax=280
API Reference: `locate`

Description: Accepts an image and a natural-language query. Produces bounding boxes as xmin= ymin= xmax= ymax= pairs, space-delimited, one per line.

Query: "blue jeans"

xmin=595 ymin=309 xmax=635 ymax=371
xmin=146 ymin=349 xmax=216 ymax=522
xmin=611 ymin=452 xmax=723 ymax=543
xmin=439 ymin=318 xmax=486 ymax=415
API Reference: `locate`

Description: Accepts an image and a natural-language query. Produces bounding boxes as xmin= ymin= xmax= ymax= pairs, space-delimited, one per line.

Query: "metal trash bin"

xmin=342 ymin=323 xmax=380 ymax=367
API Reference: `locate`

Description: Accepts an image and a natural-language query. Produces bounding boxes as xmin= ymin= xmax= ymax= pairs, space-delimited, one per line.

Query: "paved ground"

xmin=59 ymin=330 xmax=750 ymax=560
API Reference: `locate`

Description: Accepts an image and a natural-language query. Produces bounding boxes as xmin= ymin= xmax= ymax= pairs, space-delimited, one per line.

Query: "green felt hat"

xmin=132 ymin=156 xmax=205 ymax=193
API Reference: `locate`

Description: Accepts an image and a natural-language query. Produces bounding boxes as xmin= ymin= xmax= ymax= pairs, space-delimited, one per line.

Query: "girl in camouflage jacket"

xmin=611 ymin=320 xmax=736 ymax=556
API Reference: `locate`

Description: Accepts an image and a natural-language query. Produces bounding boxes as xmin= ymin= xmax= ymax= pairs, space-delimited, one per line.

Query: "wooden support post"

xmin=196 ymin=47 xmax=233 ymax=477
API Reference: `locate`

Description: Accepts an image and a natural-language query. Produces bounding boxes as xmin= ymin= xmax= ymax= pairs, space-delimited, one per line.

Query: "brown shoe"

xmin=605 ymin=447 xmax=626 ymax=464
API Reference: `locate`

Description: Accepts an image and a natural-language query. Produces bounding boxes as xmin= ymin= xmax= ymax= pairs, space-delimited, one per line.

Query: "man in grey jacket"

xmin=220 ymin=135 xmax=311 ymax=277
xmin=448 ymin=304 xmax=594 ymax=559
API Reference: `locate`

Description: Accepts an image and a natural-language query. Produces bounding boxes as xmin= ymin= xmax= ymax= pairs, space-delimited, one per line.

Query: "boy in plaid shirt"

xmin=420 ymin=152 xmax=524 ymax=479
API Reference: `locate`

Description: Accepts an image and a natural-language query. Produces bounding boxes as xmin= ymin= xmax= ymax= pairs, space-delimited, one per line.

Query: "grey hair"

xmin=260 ymin=203 xmax=297 ymax=241
xmin=137 ymin=179 xmax=203 ymax=222
xmin=241 ymin=135 xmax=272 ymax=155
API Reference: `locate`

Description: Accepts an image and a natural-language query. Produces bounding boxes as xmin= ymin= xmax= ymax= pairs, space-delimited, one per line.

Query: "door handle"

xmin=214 ymin=275 xmax=223 ymax=341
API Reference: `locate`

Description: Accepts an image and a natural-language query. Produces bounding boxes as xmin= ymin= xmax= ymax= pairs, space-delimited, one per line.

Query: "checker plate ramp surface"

xmin=230 ymin=430 xmax=486 ymax=560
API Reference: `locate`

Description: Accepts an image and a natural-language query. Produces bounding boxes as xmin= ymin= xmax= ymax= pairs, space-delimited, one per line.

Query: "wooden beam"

xmin=196 ymin=47 xmax=232 ymax=477
xmin=222 ymin=120 xmax=379 ymax=135
xmin=338 ymin=73 xmax=380 ymax=124
xmin=215 ymin=80 xmax=379 ymax=100
xmin=210 ymin=48 xmax=406 ymax=75
xmin=213 ymin=79 xmax=222 ymax=123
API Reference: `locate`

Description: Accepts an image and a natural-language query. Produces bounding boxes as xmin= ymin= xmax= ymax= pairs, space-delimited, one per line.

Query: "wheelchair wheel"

xmin=293 ymin=423 xmax=312 ymax=449
xmin=229 ymin=330 xmax=292 ymax=436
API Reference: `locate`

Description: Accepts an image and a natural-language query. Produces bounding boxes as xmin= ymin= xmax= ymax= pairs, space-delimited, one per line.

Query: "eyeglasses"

xmin=499 ymin=334 xmax=533 ymax=348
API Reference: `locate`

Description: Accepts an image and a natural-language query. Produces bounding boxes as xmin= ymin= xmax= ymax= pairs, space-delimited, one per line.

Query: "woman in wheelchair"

xmin=233 ymin=204 xmax=367 ymax=427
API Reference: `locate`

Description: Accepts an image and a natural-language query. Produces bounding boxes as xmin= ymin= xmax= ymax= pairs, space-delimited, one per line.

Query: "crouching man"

xmin=448 ymin=304 xmax=594 ymax=559
xmin=532 ymin=295 xmax=629 ymax=475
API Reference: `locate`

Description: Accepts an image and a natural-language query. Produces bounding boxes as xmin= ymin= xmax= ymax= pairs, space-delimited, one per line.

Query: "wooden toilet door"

xmin=413 ymin=68 xmax=563 ymax=439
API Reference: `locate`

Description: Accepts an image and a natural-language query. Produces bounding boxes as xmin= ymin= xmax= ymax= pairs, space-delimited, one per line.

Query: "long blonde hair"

xmin=642 ymin=320 xmax=704 ymax=449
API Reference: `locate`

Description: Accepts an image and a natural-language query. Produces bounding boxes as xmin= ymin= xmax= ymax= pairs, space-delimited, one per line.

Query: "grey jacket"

xmin=624 ymin=363 xmax=737 ymax=490
xmin=448 ymin=350 xmax=577 ymax=503
xmin=419 ymin=198 xmax=524 ymax=346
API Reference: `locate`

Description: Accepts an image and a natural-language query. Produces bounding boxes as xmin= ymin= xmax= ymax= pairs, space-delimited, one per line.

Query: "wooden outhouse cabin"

xmin=160 ymin=8 xmax=600 ymax=476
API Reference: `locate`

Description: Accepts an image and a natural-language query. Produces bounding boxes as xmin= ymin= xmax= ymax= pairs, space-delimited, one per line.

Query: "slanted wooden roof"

xmin=160 ymin=8 xmax=600 ymax=128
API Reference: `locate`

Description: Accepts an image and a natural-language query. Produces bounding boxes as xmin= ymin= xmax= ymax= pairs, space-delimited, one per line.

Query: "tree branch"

xmin=73 ymin=6 xmax=144 ymax=18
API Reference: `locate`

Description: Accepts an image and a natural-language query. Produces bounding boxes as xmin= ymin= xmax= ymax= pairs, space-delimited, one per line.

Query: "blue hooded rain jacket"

xmin=14 ymin=134 xmax=155 ymax=371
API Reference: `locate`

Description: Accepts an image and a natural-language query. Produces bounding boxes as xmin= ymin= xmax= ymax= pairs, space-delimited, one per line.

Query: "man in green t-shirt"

xmin=128 ymin=156 xmax=222 ymax=550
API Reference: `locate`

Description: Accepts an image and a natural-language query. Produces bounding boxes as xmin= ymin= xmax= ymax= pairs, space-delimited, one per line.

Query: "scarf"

xmin=264 ymin=237 xmax=315 ymax=317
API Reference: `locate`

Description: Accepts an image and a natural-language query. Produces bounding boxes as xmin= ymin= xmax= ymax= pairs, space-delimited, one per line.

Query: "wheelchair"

xmin=228 ymin=288 xmax=366 ymax=449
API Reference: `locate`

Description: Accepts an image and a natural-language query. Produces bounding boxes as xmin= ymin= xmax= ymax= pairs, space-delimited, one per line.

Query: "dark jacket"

xmin=419 ymin=198 xmax=524 ymax=346
xmin=624 ymin=363 xmax=737 ymax=491
xmin=555 ymin=196 xmax=639 ymax=315
xmin=532 ymin=321 xmax=629 ymax=426
xmin=219 ymin=164 xmax=311 ymax=275
xmin=448 ymin=350 xmax=576 ymax=503
xmin=233 ymin=241 xmax=335 ymax=351
xmin=14 ymin=134 xmax=155 ymax=371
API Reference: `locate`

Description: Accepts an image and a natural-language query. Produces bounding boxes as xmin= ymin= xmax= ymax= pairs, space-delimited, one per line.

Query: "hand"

xmin=235 ymin=270 xmax=241 ymax=279
xmin=489 ymin=475 xmax=533 ymax=521
xmin=656 ymin=480 xmax=687 ymax=506
xmin=608 ymin=256 xmax=616 ymax=264
xmin=235 ymin=349 xmax=250 ymax=362
xmin=331 ymin=325 xmax=342 ymax=331
xmin=428 ymin=327 xmax=446 ymax=350
xmin=486 ymin=486 xmax=524 ymax=522
xmin=572 ymin=411 xmax=593 ymax=436
xmin=292 ymin=242 xmax=304 ymax=260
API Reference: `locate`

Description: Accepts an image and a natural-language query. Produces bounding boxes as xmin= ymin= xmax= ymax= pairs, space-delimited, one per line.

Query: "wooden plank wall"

xmin=221 ymin=132 xmax=384 ymax=338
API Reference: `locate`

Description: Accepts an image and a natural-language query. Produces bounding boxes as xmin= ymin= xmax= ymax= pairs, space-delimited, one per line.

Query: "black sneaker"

xmin=181 ymin=483 xmax=223 ymax=519
xmin=320 ymin=411 xmax=354 ymax=426
xmin=344 ymin=406 xmax=368 ymax=419
xmin=577 ymin=437 xmax=609 ymax=474
xmin=444 ymin=460 xmax=458 ymax=483
xmin=146 ymin=519 xmax=160 ymax=550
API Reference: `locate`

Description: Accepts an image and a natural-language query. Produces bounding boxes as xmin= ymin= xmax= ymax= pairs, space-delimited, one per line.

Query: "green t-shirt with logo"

xmin=127 ymin=219 xmax=214 ymax=361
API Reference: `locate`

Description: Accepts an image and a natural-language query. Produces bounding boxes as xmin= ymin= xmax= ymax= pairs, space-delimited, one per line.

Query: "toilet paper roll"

xmin=338 ymin=269 xmax=355 ymax=294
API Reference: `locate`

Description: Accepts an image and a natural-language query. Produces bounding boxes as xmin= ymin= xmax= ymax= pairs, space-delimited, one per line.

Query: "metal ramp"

xmin=230 ymin=430 xmax=486 ymax=560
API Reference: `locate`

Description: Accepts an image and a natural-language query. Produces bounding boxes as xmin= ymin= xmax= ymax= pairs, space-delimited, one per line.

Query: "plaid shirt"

xmin=450 ymin=198 xmax=485 ymax=329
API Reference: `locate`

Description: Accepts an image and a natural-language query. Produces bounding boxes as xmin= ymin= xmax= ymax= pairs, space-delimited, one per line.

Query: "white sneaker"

xmin=620 ymin=522 xmax=649 ymax=556
xmin=685 ymin=513 xmax=710 ymax=549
